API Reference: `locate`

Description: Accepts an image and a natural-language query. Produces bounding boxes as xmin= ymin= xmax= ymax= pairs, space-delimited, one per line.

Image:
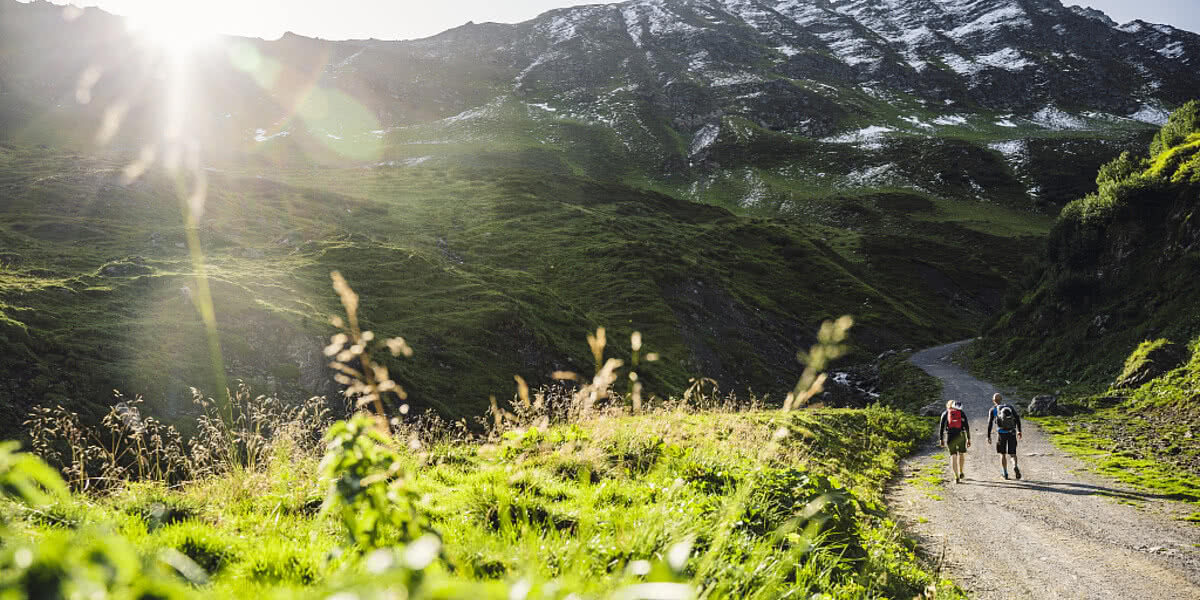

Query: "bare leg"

xmin=957 ymin=453 xmax=966 ymax=479
xmin=1001 ymin=453 xmax=1009 ymax=473
xmin=948 ymin=452 xmax=959 ymax=478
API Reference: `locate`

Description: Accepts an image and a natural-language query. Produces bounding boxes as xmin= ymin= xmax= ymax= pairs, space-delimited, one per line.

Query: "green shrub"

xmin=319 ymin=416 xmax=431 ymax=550
xmin=1095 ymin=151 xmax=1146 ymax=187
xmin=1150 ymin=100 xmax=1200 ymax=158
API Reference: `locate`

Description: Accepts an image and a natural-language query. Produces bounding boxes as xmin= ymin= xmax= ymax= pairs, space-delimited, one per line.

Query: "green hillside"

xmin=968 ymin=100 xmax=1200 ymax=496
xmin=0 ymin=141 xmax=1047 ymax=434
xmin=973 ymin=100 xmax=1200 ymax=387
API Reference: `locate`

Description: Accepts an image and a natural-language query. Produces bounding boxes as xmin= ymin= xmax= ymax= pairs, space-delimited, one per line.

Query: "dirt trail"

xmin=889 ymin=341 xmax=1200 ymax=600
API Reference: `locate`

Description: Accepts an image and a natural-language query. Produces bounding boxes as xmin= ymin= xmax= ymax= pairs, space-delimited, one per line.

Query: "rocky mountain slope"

xmin=968 ymin=102 xmax=1200 ymax=491
xmin=0 ymin=0 xmax=1196 ymax=431
xmin=975 ymin=101 xmax=1200 ymax=385
xmin=3 ymin=0 xmax=1197 ymax=209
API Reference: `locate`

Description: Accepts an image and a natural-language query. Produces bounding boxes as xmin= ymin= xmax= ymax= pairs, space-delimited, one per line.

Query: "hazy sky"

xmin=43 ymin=0 xmax=1200 ymax=40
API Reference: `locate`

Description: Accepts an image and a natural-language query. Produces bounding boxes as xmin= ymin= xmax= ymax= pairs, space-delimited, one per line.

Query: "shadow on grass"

xmin=965 ymin=479 xmax=1198 ymax=503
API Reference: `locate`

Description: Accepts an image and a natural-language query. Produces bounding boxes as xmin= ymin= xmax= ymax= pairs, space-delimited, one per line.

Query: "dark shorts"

xmin=996 ymin=432 xmax=1018 ymax=455
xmin=946 ymin=431 xmax=967 ymax=454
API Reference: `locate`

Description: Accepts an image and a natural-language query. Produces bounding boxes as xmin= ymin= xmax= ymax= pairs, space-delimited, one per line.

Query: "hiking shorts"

xmin=946 ymin=431 xmax=968 ymax=454
xmin=996 ymin=432 xmax=1017 ymax=455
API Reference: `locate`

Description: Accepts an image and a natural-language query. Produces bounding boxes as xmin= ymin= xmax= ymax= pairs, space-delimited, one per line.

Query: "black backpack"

xmin=997 ymin=404 xmax=1017 ymax=430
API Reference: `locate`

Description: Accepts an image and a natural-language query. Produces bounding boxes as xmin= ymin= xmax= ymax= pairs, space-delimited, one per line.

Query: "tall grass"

xmin=0 ymin=273 xmax=959 ymax=599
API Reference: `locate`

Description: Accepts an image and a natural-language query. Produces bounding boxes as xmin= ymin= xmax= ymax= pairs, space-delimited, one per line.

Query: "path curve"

xmin=888 ymin=340 xmax=1200 ymax=600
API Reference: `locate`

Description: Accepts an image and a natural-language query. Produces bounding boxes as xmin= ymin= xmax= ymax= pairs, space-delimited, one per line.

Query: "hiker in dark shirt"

xmin=938 ymin=400 xmax=971 ymax=483
xmin=987 ymin=393 xmax=1023 ymax=480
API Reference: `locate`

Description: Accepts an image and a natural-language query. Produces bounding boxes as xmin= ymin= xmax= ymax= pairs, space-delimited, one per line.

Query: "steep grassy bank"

xmin=0 ymin=141 xmax=1039 ymax=435
xmin=0 ymin=406 xmax=961 ymax=599
xmin=967 ymin=101 xmax=1200 ymax=506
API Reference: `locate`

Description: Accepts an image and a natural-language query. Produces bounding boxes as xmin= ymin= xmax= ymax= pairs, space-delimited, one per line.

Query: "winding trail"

xmin=888 ymin=341 xmax=1200 ymax=600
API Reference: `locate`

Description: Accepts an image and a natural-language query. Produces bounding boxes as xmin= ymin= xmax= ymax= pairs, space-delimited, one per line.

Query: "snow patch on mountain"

xmin=976 ymin=47 xmax=1034 ymax=71
xmin=901 ymin=116 xmax=934 ymax=130
xmin=543 ymin=14 xmax=581 ymax=45
xmin=690 ymin=124 xmax=720 ymax=156
xmin=844 ymin=163 xmax=901 ymax=188
xmin=621 ymin=0 xmax=701 ymax=49
xmin=254 ymin=129 xmax=290 ymax=143
xmin=720 ymin=0 xmax=778 ymax=33
xmin=941 ymin=53 xmax=981 ymax=76
xmin=943 ymin=48 xmax=1032 ymax=76
xmin=822 ymin=126 xmax=894 ymax=150
xmin=336 ymin=48 xmax=365 ymax=69
xmin=773 ymin=0 xmax=829 ymax=28
xmin=740 ymin=169 xmax=768 ymax=208
xmin=442 ymin=104 xmax=493 ymax=125
xmin=516 ymin=52 xmax=563 ymax=86
xmin=1157 ymin=41 xmax=1185 ymax=59
xmin=932 ymin=115 xmax=968 ymax=126
xmin=947 ymin=4 xmax=1031 ymax=39
xmin=988 ymin=139 xmax=1028 ymax=166
xmin=710 ymin=72 xmax=766 ymax=86
xmin=818 ymin=29 xmax=883 ymax=66
xmin=1031 ymin=106 xmax=1088 ymax=130
xmin=1129 ymin=103 xmax=1171 ymax=125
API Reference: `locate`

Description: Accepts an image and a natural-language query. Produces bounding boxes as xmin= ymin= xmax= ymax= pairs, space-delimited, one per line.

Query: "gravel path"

xmin=888 ymin=341 xmax=1200 ymax=600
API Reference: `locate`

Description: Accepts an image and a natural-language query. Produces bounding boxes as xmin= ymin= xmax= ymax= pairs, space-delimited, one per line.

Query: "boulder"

xmin=1114 ymin=339 xmax=1187 ymax=389
xmin=919 ymin=402 xmax=943 ymax=417
xmin=1026 ymin=395 xmax=1059 ymax=416
xmin=817 ymin=369 xmax=880 ymax=409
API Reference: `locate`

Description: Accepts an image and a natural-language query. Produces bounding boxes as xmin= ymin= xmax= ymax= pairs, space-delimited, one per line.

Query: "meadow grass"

xmin=1 ymin=406 xmax=965 ymax=599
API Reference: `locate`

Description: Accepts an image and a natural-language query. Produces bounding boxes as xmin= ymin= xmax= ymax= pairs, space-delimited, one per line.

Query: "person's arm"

xmin=963 ymin=412 xmax=970 ymax=441
xmin=987 ymin=407 xmax=995 ymax=439
xmin=1015 ymin=408 xmax=1022 ymax=436
xmin=938 ymin=412 xmax=946 ymax=444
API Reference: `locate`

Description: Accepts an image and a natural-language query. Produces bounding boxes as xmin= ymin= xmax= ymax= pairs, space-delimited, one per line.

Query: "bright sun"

xmin=124 ymin=5 xmax=219 ymax=58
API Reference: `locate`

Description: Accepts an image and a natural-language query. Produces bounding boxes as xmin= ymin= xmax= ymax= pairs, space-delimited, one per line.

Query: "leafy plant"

xmin=319 ymin=415 xmax=431 ymax=550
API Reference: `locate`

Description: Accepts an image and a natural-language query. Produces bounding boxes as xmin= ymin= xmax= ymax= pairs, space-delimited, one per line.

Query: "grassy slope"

xmin=0 ymin=140 xmax=1044 ymax=435
xmin=965 ymin=102 xmax=1200 ymax=511
xmin=0 ymin=407 xmax=964 ymax=598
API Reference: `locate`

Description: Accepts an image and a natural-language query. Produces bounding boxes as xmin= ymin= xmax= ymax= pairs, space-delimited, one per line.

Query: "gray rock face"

xmin=1114 ymin=340 xmax=1187 ymax=389
xmin=919 ymin=402 xmax=944 ymax=417
xmin=1027 ymin=394 xmax=1059 ymax=416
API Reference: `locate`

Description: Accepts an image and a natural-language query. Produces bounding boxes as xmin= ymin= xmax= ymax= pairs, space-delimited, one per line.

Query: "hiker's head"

xmin=992 ymin=393 xmax=1002 ymax=405
xmin=946 ymin=400 xmax=961 ymax=411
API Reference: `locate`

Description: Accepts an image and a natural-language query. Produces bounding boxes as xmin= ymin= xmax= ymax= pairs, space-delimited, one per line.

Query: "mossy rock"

xmin=1115 ymin=339 xmax=1188 ymax=389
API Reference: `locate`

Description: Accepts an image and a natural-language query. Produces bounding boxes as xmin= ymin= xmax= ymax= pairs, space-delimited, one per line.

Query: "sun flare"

xmin=124 ymin=4 xmax=218 ymax=58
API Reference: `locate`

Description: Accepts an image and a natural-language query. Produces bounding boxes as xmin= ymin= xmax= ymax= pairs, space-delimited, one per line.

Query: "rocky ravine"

xmin=889 ymin=341 xmax=1200 ymax=600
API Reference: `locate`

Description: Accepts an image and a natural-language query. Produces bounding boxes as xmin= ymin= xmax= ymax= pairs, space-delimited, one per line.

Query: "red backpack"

xmin=947 ymin=407 xmax=963 ymax=430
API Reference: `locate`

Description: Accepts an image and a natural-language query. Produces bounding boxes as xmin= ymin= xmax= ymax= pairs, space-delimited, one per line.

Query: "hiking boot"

xmin=1002 ymin=470 xmax=1009 ymax=480
xmin=954 ymin=474 xmax=961 ymax=484
xmin=1014 ymin=466 xmax=1022 ymax=480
